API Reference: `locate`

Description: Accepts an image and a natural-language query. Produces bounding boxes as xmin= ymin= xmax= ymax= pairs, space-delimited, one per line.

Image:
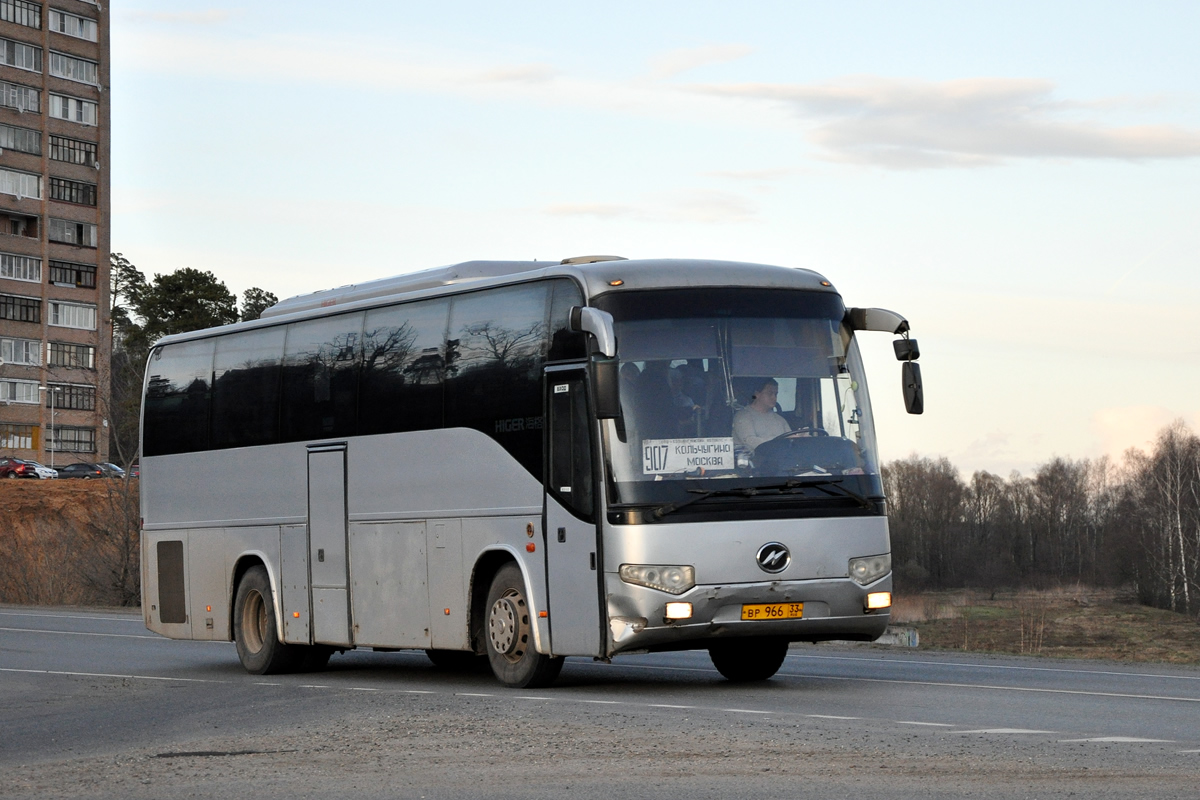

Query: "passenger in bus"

xmin=732 ymin=377 xmax=791 ymax=452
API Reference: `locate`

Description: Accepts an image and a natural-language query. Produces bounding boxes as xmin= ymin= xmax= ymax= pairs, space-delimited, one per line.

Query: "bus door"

xmin=543 ymin=367 xmax=603 ymax=656
xmin=307 ymin=444 xmax=353 ymax=647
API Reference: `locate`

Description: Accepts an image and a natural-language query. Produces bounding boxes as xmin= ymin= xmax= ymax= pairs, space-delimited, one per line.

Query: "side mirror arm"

xmin=569 ymin=307 xmax=616 ymax=358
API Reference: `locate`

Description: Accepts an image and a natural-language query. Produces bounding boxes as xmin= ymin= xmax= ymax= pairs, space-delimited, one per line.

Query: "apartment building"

xmin=0 ymin=0 xmax=109 ymax=467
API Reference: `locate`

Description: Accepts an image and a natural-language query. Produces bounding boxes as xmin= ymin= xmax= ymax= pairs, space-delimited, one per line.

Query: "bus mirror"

xmin=902 ymin=361 xmax=924 ymax=415
xmin=847 ymin=307 xmax=910 ymax=335
xmin=569 ymin=307 xmax=617 ymax=358
xmin=591 ymin=354 xmax=621 ymax=419
xmin=893 ymin=338 xmax=920 ymax=361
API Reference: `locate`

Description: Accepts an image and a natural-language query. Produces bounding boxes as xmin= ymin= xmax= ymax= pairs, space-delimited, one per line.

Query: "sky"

xmin=111 ymin=1 xmax=1200 ymax=477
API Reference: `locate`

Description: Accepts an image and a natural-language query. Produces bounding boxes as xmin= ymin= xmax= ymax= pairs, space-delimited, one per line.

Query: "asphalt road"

xmin=2 ymin=605 xmax=1198 ymax=799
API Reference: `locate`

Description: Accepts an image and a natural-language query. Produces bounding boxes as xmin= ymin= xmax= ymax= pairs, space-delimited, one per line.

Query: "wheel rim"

xmin=488 ymin=589 xmax=529 ymax=664
xmin=241 ymin=589 xmax=267 ymax=654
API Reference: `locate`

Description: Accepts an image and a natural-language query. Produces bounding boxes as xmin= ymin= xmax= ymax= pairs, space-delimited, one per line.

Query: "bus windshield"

xmin=594 ymin=288 xmax=883 ymax=516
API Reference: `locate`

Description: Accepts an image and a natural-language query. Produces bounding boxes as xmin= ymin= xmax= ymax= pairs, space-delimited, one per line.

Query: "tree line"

xmin=107 ymin=253 xmax=277 ymax=464
xmin=883 ymin=420 xmax=1200 ymax=617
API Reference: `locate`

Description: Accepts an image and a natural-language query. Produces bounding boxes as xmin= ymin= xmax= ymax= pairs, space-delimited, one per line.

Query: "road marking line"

xmin=578 ymin=699 xmax=621 ymax=704
xmin=0 ymin=667 xmax=227 ymax=684
xmin=792 ymin=673 xmax=1200 ymax=704
xmin=1060 ymin=737 xmax=1174 ymax=743
xmin=1177 ymin=749 xmax=1200 ymax=753
xmin=649 ymin=704 xmax=694 ymax=709
xmin=725 ymin=709 xmax=771 ymax=714
xmin=955 ymin=729 xmax=1055 ymax=735
xmin=253 ymin=682 xmax=282 ymax=686
xmin=298 ymin=684 xmax=330 ymax=689
xmin=348 ymin=687 xmax=379 ymax=692
xmin=808 ymin=714 xmax=859 ymax=720
xmin=401 ymin=690 xmax=436 ymax=694
xmin=896 ymin=721 xmax=955 ymax=727
xmin=786 ymin=653 xmax=1200 ymax=683
xmin=0 ymin=611 xmax=143 ymax=623
xmin=0 ymin=626 xmax=163 ymax=640
xmin=456 ymin=692 xmax=493 ymax=697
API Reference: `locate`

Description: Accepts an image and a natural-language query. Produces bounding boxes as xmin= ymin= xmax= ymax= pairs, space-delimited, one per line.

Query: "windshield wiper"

xmin=648 ymin=478 xmax=873 ymax=520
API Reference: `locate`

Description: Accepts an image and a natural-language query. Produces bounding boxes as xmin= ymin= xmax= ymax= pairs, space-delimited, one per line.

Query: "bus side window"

xmin=549 ymin=378 xmax=593 ymax=520
xmin=280 ymin=312 xmax=365 ymax=442
xmin=445 ymin=283 xmax=551 ymax=479
xmin=212 ymin=326 xmax=286 ymax=449
xmin=359 ymin=298 xmax=450 ymax=435
xmin=143 ymin=338 xmax=214 ymax=457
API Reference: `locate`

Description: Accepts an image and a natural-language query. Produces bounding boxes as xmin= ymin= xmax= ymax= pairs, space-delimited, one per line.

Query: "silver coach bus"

xmin=140 ymin=256 xmax=923 ymax=688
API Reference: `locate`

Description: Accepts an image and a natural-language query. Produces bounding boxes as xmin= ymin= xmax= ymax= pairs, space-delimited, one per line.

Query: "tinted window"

xmin=359 ymin=298 xmax=449 ymax=435
xmin=547 ymin=278 xmax=587 ymax=361
xmin=143 ymin=338 xmax=214 ymax=456
xmin=548 ymin=373 xmax=593 ymax=520
xmin=445 ymin=283 xmax=550 ymax=477
xmin=280 ymin=313 xmax=364 ymax=442
xmin=211 ymin=326 xmax=286 ymax=449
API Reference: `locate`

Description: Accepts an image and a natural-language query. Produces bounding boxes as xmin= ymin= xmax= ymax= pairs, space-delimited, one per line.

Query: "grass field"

xmin=891 ymin=588 xmax=1200 ymax=664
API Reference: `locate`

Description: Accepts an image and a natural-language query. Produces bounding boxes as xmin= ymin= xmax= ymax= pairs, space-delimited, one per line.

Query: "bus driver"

xmin=732 ymin=378 xmax=791 ymax=452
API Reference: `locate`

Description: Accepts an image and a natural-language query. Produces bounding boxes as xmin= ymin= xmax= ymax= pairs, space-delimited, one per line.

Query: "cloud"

xmin=704 ymin=167 xmax=798 ymax=181
xmin=690 ymin=76 xmax=1200 ymax=168
xmin=544 ymin=190 xmax=756 ymax=224
xmin=646 ymin=44 xmax=754 ymax=81
xmin=124 ymin=10 xmax=233 ymax=25
xmin=1092 ymin=406 xmax=1199 ymax=464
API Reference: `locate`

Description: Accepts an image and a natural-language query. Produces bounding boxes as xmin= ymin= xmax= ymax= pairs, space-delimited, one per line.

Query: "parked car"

xmin=129 ymin=462 xmax=139 ymax=478
xmin=1 ymin=457 xmax=57 ymax=479
xmin=23 ymin=461 xmax=59 ymax=479
xmin=99 ymin=462 xmax=127 ymax=478
xmin=57 ymin=462 xmax=111 ymax=479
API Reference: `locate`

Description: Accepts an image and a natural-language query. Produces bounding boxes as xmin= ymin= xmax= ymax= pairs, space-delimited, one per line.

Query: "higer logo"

xmin=756 ymin=542 xmax=791 ymax=574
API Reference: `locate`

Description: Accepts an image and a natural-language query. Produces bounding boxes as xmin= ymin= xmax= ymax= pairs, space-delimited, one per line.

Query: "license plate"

xmin=741 ymin=602 xmax=803 ymax=621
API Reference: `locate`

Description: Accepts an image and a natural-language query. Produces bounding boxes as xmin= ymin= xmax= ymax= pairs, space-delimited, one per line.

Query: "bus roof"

xmin=155 ymin=257 xmax=839 ymax=347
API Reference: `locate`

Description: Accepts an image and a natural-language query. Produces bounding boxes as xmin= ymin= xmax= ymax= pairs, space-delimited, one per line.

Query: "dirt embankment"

xmin=0 ymin=479 xmax=140 ymax=606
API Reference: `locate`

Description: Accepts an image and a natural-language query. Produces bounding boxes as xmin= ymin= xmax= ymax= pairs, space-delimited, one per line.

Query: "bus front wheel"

xmin=708 ymin=637 xmax=789 ymax=682
xmin=233 ymin=566 xmax=299 ymax=675
xmin=484 ymin=563 xmax=563 ymax=688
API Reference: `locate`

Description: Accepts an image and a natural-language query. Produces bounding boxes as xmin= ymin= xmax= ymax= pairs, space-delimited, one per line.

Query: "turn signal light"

xmin=526 ymin=543 xmax=536 ymax=553
xmin=866 ymin=592 xmax=892 ymax=610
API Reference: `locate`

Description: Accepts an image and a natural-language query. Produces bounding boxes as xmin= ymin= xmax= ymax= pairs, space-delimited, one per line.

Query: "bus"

xmin=139 ymin=256 xmax=922 ymax=688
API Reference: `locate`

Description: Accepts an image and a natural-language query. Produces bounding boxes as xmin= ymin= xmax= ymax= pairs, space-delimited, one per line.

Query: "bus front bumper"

xmin=604 ymin=573 xmax=891 ymax=655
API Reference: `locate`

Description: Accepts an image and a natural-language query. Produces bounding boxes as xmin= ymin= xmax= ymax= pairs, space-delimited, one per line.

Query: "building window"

xmin=49 ymin=260 xmax=95 ymax=288
xmin=0 ymin=336 xmax=39 ymax=365
xmin=49 ymin=176 xmax=96 ymax=206
xmin=49 ymin=300 xmax=96 ymax=330
xmin=0 ymin=292 xmax=39 ymax=323
xmin=48 ymin=217 xmax=96 ymax=247
xmin=52 ymin=426 xmax=95 ymax=453
xmin=0 ymin=80 xmax=38 ymax=113
xmin=0 ymin=37 xmax=42 ymax=72
xmin=47 ymin=382 xmax=95 ymax=411
xmin=49 ymin=10 xmax=97 ymax=42
xmin=0 ymin=377 xmax=38 ymax=404
xmin=49 ymin=134 xmax=94 ymax=166
xmin=0 ymin=422 xmax=36 ymax=450
xmin=0 ymin=1 xmax=41 ymax=29
xmin=49 ymin=93 xmax=96 ymax=126
xmin=0 ymin=123 xmax=40 ymax=155
xmin=0 ymin=168 xmax=41 ymax=200
xmin=47 ymin=341 xmax=94 ymax=369
xmin=49 ymin=51 xmax=98 ymax=85
xmin=0 ymin=252 xmax=40 ymax=282
xmin=1 ymin=212 xmax=39 ymax=239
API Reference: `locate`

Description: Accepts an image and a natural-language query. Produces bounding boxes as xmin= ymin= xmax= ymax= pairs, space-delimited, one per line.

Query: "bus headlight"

xmin=619 ymin=564 xmax=695 ymax=595
xmin=848 ymin=553 xmax=891 ymax=586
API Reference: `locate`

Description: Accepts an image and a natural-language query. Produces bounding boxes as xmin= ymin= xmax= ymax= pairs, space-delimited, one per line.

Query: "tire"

xmin=233 ymin=566 xmax=300 ymax=675
xmin=4 ymin=472 xmax=16 ymax=479
xmin=484 ymin=563 xmax=564 ymax=688
xmin=426 ymin=649 xmax=489 ymax=672
xmin=709 ymin=637 xmax=789 ymax=682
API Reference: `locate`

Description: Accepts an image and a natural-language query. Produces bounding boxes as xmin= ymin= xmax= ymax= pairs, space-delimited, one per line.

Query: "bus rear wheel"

xmin=708 ymin=637 xmax=789 ymax=682
xmin=484 ymin=563 xmax=563 ymax=688
xmin=233 ymin=566 xmax=300 ymax=675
